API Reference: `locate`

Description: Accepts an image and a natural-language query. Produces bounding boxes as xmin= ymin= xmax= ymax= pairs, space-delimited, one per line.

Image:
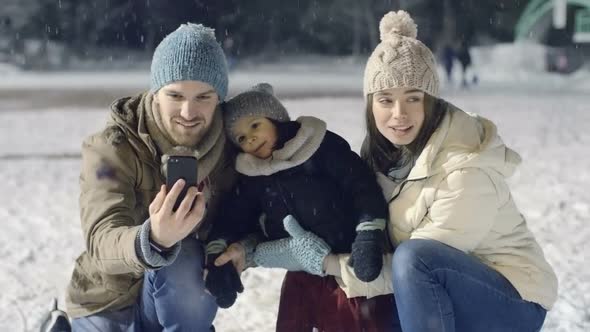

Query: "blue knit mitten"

xmin=348 ymin=219 xmax=386 ymax=282
xmin=253 ymin=215 xmax=331 ymax=276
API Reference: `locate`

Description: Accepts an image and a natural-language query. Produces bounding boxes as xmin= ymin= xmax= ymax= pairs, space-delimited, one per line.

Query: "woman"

xmin=216 ymin=11 xmax=557 ymax=332
xmin=350 ymin=11 xmax=557 ymax=331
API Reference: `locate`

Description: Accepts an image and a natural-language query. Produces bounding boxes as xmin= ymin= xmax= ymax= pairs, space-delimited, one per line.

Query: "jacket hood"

xmin=408 ymin=102 xmax=522 ymax=180
xmin=108 ymin=92 xmax=159 ymax=164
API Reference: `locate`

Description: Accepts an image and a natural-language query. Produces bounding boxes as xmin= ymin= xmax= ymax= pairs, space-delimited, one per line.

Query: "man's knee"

xmin=145 ymin=237 xmax=213 ymax=309
xmin=144 ymin=237 xmax=217 ymax=328
xmin=150 ymin=237 xmax=205 ymax=286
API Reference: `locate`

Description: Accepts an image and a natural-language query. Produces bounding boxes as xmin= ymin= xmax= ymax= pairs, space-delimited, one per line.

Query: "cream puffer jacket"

xmin=331 ymin=102 xmax=558 ymax=310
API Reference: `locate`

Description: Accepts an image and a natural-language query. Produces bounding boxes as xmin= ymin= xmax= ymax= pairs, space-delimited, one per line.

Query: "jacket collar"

xmin=108 ymin=92 xmax=159 ymax=167
xmin=407 ymin=102 xmax=521 ymax=180
xmin=235 ymin=116 xmax=327 ymax=176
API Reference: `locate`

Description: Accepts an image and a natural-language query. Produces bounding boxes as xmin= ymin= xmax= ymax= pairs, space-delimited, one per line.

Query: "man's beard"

xmin=152 ymin=102 xmax=211 ymax=147
xmin=168 ymin=120 xmax=208 ymax=147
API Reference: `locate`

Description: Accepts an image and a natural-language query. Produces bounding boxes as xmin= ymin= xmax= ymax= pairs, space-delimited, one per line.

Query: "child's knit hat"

xmin=223 ymin=83 xmax=290 ymax=144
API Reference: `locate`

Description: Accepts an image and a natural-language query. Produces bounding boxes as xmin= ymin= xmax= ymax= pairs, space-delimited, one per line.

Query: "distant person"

xmin=556 ymin=49 xmax=569 ymax=74
xmin=223 ymin=36 xmax=237 ymax=70
xmin=456 ymin=42 xmax=474 ymax=87
xmin=42 ymin=23 xmax=235 ymax=332
xmin=441 ymin=44 xmax=456 ymax=84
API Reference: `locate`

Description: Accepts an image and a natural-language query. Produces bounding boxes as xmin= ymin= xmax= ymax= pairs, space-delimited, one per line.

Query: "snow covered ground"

xmin=1 ymin=91 xmax=589 ymax=332
xmin=1 ymin=43 xmax=589 ymax=331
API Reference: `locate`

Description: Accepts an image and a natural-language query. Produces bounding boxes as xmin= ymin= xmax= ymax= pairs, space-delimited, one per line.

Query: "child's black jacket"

xmin=211 ymin=120 xmax=388 ymax=254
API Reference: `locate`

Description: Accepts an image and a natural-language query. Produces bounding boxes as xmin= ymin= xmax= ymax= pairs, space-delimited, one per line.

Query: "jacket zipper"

xmin=389 ymin=176 xmax=427 ymax=203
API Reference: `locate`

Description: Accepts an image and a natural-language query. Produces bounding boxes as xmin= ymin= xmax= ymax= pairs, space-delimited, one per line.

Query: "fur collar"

xmin=235 ymin=116 xmax=327 ymax=176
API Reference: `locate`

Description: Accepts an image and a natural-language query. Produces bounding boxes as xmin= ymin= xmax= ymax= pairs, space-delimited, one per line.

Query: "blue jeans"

xmin=391 ymin=239 xmax=547 ymax=332
xmin=72 ymin=237 xmax=217 ymax=332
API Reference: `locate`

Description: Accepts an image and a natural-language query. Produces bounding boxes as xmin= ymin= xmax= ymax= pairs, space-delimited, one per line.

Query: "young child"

xmin=205 ymin=83 xmax=389 ymax=310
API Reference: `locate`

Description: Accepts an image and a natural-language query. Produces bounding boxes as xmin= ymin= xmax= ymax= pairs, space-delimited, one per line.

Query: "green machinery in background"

xmin=515 ymin=0 xmax=590 ymax=42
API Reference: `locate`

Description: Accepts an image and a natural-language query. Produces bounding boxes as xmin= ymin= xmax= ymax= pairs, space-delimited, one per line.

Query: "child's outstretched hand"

xmin=253 ymin=215 xmax=331 ymax=276
xmin=348 ymin=220 xmax=386 ymax=282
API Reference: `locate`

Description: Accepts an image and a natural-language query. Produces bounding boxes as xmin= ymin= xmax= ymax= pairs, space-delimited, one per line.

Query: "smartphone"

xmin=166 ymin=155 xmax=198 ymax=212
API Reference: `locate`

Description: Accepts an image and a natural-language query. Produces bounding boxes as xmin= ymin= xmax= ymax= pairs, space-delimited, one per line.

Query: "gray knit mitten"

xmin=205 ymin=239 xmax=244 ymax=308
xmin=348 ymin=219 xmax=387 ymax=282
xmin=253 ymin=215 xmax=331 ymax=276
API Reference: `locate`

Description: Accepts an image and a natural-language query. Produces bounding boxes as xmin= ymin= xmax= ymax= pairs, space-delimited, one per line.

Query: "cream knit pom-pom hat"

xmin=363 ymin=11 xmax=439 ymax=98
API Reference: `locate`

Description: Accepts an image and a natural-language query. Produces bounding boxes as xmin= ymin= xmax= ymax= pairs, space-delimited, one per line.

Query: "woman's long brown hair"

xmin=361 ymin=93 xmax=446 ymax=174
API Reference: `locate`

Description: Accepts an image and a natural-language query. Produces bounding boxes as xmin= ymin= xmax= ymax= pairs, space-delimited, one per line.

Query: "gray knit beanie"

xmin=364 ymin=11 xmax=439 ymax=98
xmin=223 ymin=83 xmax=290 ymax=145
xmin=150 ymin=23 xmax=229 ymax=100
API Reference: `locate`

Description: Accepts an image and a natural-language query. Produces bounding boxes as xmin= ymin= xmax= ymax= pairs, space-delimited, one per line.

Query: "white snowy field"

xmin=1 ymin=90 xmax=589 ymax=331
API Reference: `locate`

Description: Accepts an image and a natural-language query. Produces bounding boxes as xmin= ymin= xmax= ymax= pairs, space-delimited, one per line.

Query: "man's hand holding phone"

xmin=148 ymin=180 xmax=206 ymax=248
